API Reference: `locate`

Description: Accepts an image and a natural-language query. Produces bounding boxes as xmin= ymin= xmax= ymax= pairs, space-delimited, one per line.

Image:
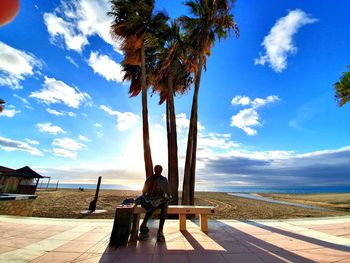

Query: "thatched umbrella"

xmin=3 ymin=166 xmax=44 ymax=194
xmin=0 ymin=165 xmax=15 ymax=174
xmin=15 ymin=166 xmax=44 ymax=178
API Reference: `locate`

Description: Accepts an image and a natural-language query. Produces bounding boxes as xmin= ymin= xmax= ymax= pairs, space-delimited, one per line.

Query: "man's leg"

xmin=139 ymin=207 xmax=155 ymax=239
xmin=157 ymin=202 xmax=168 ymax=242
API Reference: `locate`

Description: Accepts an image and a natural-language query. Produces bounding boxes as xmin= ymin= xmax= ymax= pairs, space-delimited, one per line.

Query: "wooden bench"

xmin=130 ymin=205 xmax=215 ymax=239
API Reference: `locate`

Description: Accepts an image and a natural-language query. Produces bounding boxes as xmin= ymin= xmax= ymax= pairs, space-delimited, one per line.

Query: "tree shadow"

xmin=93 ymin=219 xmax=325 ymax=262
xmin=181 ymin=220 xmax=314 ymax=262
xmin=244 ymin=220 xmax=350 ymax=252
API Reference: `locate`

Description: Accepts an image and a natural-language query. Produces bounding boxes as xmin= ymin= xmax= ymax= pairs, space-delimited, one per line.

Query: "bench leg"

xmin=199 ymin=214 xmax=208 ymax=232
xmin=179 ymin=214 xmax=186 ymax=231
xmin=130 ymin=214 xmax=140 ymax=241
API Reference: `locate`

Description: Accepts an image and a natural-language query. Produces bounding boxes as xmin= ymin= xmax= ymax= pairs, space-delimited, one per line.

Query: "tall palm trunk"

xmin=182 ymin=55 xmax=204 ymax=205
xmin=166 ymin=75 xmax=179 ymax=204
xmin=140 ymin=43 xmax=153 ymax=178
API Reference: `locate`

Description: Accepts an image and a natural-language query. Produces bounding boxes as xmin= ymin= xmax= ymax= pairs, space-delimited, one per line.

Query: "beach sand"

xmin=32 ymin=189 xmax=349 ymax=219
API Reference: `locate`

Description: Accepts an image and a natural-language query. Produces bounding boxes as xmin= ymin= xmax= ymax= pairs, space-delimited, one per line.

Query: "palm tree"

xmin=0 ymin=99 xmax=5 ymax=113
xmin=154 ymin=22 xmax=193 ymax=204
xmin=334 ymin=66 xmax=350 ymax=107
xmin=109 ymin=0 xmax=168 ymax=177
xmin=180 ymin=0 xmax=239 ymax=205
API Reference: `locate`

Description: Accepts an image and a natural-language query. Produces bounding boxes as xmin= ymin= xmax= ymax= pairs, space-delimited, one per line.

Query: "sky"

xmin=0 ymin=0 xmax=349 ymax=191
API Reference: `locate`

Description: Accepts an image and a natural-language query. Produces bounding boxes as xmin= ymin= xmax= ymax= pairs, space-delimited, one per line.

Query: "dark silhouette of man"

xmin=139 ymin=165 xmax=170 ymax=242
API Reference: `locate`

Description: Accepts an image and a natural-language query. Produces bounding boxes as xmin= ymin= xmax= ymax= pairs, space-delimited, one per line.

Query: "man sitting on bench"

xmin=139 ymin=165 xmax=171 ymax=242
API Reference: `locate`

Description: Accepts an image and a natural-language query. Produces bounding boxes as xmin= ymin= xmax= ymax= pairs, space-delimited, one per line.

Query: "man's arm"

xmin=163 ymin=178 xmax=171 ymax=199
xmin=142 ymin=177 xmax=149 ymax=196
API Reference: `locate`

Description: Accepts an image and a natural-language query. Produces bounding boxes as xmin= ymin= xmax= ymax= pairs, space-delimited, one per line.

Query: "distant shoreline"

xmin=38 ymin=183 xmax=350 ymax=194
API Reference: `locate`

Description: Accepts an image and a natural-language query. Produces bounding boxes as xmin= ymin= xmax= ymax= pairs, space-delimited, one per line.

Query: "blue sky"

xmin=0 ymin=0 xmax=349 ymax=190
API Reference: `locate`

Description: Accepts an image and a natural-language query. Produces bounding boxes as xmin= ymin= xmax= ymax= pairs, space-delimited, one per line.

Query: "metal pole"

xmin=95 ymin=176 xmax=102 ymax=201
xmin=46 ymin=177 xmax=51 ymax=189
xmin=55 ymin=180 xmax=59 ymax=191
xmin=88 ymin=176 xmax=102 ymax=211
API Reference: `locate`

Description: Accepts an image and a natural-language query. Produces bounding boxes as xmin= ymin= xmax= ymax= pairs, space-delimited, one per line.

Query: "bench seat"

xmin=130 ymin=205 xmax=215 ymax=240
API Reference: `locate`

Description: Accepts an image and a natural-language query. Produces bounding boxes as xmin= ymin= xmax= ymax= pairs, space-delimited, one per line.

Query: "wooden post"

xmin=46 ymin=177 xmax=51 ymax=189
xmin=199 ymin=214 xmax=208 ymax=232
xmin=55 ymin=180 xmax=59 ymax=191
xmin=179 ymin=214 xmax=186 ymax=231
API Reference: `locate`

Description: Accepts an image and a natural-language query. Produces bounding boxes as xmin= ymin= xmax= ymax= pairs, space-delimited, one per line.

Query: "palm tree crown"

xmin=180 ymin=0 xmax=239 ymax=72
xmin=334 ymin=66 xmax=350 ymax=107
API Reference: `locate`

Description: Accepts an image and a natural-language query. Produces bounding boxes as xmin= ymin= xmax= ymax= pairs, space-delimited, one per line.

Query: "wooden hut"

xmin=0 ymin=166 xmax=44 ymax=194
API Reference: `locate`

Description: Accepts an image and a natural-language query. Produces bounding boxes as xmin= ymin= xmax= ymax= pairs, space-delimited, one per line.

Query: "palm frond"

xmin=334 ymin=66 xmax=350 ymax=107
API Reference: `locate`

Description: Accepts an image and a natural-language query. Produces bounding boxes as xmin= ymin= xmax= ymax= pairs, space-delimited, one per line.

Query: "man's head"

xmin=154 ymin=165 xmax=163 ymax=175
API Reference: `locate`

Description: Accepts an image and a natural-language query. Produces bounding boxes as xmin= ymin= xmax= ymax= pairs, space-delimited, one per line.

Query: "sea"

xmin=42 ymin=184 xmax=350 ymax=194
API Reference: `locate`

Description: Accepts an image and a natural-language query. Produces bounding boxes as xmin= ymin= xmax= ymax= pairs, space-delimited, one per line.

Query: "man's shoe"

xmin=138 ymin=232 xmax=149 ymax=241
xmin=140 ymin=225 xmax=149 ymax=233
xmin=139 ymin=225 xmax=150 ymax=241
xmin=157 ymin=231 xmax=165 ymax=242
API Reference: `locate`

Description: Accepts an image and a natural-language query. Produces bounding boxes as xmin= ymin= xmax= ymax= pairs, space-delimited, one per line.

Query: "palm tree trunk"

xmin=167 ymin=76 xmax=179 ymax=204
xmin=182 ymin=56 xmax=204 ymax=205
xmin=140 ymin=43 xmax=153 ymax=178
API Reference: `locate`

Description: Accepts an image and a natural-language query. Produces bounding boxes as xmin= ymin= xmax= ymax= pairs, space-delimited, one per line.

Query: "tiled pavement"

xmin=1 ymin=215 xmax=350 ymax=262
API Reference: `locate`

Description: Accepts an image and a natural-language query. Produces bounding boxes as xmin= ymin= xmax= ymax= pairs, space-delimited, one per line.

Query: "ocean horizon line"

xmin=38 ymin=183 xmax=350 ymax=194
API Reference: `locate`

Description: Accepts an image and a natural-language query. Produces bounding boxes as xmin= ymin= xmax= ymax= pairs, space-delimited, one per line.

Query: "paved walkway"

xmin=0 ymin=215 xmax=350 ymax=262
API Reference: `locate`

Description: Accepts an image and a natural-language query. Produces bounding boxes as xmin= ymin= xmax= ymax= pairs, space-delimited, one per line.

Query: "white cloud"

xmin=0 ymin=136 xmax=43 ymax=156
xmin=44 ymin=0 xmax=120 ymax=53
xmin=25 ymin=139 xmax=40 ymax=145
xmin=255 ymin=9 xmax=317 ymax=72
xmin=175 ymin=113 xmax=205 ymax=134
xmin=0 ymin=108 xmax=21 ymax=118
xmin=46 ymin=108 xmax=76 ymax=117
xmin=53 ymin=137 xmax=86 ymax=151
xmin=52 ymin=147 xmax=77 ymax=159
xmin=47 ymin=108 xmax=64 ymax=116
xmin=231 ymin=95 xmax=279 ymax=135
xmin=231 ymin=108 xmax=260 ymax=136
xmin=13 ymin=94 xmax=32 ymax=109
xmin=251 ymin=95 xmax=279 ymax=108
xmin=44 ymin=12 xmax=88 ymax=52
xmin=34 ymin=164 xmax=143 ymax=186
xmin=0 ymin=41 xmax=41 ymax=89
xmin=65 ymin=56 xmax=79 ymax=68
xmin=231 ymin=96 xmax=251 ymax=106
xmin=198 ymin=133 xmax=239 ymax=150
xmin=88 ymin=51 xmax=123 ymax=82
xmin=100 ymin=105 xmax=139 ymax=131
xmin=231 ymin=95 xmax=279 ymax=108
xmin=37 ymin=122 xmax=65 ymax=135
xmin=95 ymin=123 xmax=102 ymax=128
xmin=197 ymin=146 xmax=350 ymax=188
xmin=30 ymin=76 xmax=90 ymax=108
xmin=79 ymin=135 xmax=90 ymax=142
xmin=52 ymin=137 xmax=86 ymax=159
